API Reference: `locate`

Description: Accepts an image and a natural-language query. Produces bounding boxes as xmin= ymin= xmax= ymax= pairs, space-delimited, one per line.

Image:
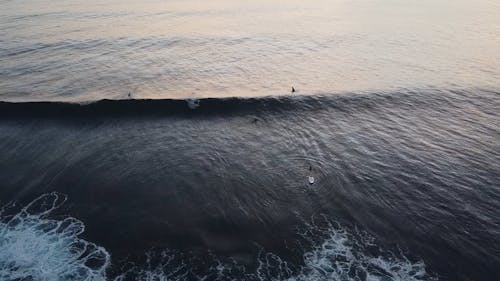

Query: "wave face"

xmin=0 ymin=88 xmax=499 ymax=280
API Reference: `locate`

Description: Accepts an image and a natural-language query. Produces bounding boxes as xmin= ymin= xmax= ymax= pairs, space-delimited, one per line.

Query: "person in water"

xmin=308 ymin=165 xmax=315 ymax=184
xmin=292 ymin=86 xmax=296 ymax=93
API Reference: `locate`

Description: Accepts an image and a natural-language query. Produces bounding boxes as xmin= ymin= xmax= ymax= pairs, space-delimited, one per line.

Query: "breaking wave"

xmin=287 ymin=219 xmax=434 ymax=281
xmin=0 ymin=194 xmax=436 ymax=280
xmin=118 ymin=220 xmax=435 ymax=281
xmin=0 ymin=193 xmax=110 ymax=281
xmin=0 ymin=87 xmax=497 ymax=118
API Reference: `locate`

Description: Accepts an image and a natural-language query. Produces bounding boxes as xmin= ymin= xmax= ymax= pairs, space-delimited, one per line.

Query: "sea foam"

xmin=0 ymin=194 xmax=434 ymax=281
xmin=0 ymin=193 xmax=110 ymax=281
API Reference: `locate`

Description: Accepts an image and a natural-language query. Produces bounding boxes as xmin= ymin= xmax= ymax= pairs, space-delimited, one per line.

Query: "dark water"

xmin=0 ymin=88 xmax=499 ymax=280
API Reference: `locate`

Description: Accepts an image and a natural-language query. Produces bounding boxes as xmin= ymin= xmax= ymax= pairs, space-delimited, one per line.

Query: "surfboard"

xmin=308 ymin=176 xmax=315 ymax=184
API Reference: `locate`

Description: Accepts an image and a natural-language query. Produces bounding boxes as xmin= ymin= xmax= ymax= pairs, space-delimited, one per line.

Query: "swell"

xmin=0 ymin=88 xmax=497 ymax=118
xmin=0 ymin=87 xmax=499 ymax=280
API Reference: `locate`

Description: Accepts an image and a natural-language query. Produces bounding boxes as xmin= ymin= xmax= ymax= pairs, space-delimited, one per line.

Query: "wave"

xmin=0 ymin=96 xmax=303 ymax=117
xmin=0 ymin=193 xmax=109 ymax=281
xmin=1 ymin=87 xmax=497 ymax=118
xmin=0 ymin=194 xmax=436 ymax=281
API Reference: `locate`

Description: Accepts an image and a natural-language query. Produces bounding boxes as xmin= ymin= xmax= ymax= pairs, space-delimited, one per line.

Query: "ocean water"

xmin=1 ymin=1 xmax=500 ymax=281
xmin=1 ymin=0 xmax=499 ymax=101
xmin=1 ymin=89 xmax=499 ymax=280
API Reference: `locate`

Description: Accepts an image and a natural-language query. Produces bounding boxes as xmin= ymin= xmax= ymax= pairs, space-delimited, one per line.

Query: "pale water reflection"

xmin=1 ymin=0 xmax=499 ymax=101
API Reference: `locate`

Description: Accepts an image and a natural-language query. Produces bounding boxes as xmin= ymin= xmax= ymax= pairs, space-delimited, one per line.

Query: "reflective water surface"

xmin=1 ymin=0 xmax=499 ymax=101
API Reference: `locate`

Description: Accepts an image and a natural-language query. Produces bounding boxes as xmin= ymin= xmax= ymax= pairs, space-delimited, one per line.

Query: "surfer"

xmin=308 ymin=165 xmax=315 ymax=184
xmin=186 ymin=98 xmax=200 ymax=109
xmin=127 ymin=92 xmax=132 ymax=99
xmin=292 ymin=86 xmax=296 ymax=93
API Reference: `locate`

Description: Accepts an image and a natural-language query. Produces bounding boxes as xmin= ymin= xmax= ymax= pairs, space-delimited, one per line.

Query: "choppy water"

xmin=1 ymin=0 xmax=499 ymax=101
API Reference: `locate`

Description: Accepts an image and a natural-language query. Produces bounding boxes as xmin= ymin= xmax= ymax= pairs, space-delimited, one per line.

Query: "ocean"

xmin=0 ymin=0 xmax=499 ymax=281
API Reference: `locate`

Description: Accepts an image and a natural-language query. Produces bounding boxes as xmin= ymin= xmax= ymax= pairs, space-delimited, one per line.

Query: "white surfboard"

xmin=308 ymin=176 xmax=315 ymax=184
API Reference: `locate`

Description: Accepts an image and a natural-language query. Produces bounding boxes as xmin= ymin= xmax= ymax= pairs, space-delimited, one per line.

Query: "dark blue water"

xmin=0 ymin=88 xmax=499 ymax=280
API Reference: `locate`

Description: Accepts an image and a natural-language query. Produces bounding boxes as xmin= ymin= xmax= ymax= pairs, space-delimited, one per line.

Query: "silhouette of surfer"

xmin=292 ymin=87 xmax=296 ymax=93
xmin=308 ymin=165 xmax=315 ymax=184
xmin=127 ymin=92 xmax=132 ymax=99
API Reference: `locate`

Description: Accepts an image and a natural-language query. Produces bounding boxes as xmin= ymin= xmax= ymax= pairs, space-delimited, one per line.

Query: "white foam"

xmin=186 ymin=98 xmax=200 ymax=109
xmin=0 ymin=194 xmax=436 ymax=280
xmin=0 ymin=193 xmax=110 ymax=281
xmin=284 ymin=221 xmax=435 ymax=281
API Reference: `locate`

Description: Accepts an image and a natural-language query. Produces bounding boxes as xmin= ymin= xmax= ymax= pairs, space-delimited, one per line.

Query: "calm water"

xmin=0 ymin=1 xmax=499 ymax=281
xmin=1 ymin=0 xmax=499 ymax=101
